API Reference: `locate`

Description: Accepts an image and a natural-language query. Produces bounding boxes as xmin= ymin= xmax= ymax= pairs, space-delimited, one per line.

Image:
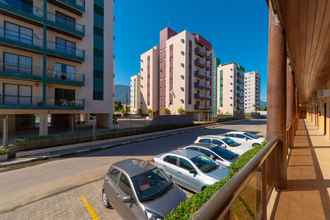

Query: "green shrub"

xmin=0 ymin=147 xmax=8 ymax=155
xmin=165 ymin=142 xmax=266 ymax=220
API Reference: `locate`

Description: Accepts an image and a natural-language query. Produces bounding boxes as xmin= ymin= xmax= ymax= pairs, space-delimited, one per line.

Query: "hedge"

xmin=0 ymin=147 xmax=8 ymax=155
xmin=11 ymin=124 xmax=195 ymax=153
xmin=165 ymin=142 xmax=266 ymax=220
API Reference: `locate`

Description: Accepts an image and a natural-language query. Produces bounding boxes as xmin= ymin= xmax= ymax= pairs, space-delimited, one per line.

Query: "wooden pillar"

xmin=266 ymin=5 xmax=287 ymax=189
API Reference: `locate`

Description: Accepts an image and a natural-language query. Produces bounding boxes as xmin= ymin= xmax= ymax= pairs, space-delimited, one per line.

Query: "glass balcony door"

xmin=4 ymin=52 xmax=32 ymax=75
xmin=3 ymin=83 xmax=32 ymax=105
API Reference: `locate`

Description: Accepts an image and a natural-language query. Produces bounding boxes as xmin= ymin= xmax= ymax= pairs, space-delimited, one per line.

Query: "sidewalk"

xmin=0 ymin=122 xmax=216 ymax=168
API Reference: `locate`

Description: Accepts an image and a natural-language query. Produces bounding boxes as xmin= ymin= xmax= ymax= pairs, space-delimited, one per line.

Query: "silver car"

xmin=154 ymin=149 xmax=229 ymax=193
xmin=183 ymin=143 xmax=239 ymax=167
xmin=102 ymin=159 xmax=186 ymax=220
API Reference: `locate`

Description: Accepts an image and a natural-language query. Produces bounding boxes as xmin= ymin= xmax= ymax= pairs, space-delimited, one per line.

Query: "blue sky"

xmin=114 ymin=0 xmax=269 ymax=101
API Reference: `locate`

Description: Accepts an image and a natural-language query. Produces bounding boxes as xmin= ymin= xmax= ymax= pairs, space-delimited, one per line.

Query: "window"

xmin=199 ymin=139 xmax=211 ymax=144
xmin=55 ymin=11 xmax=75 ymax=28
xmin=178 ymin=158 xmax=194 ymax=172
xmin=164 ymin=155 xmax=177 ymax=165
xmin=4 ymin=53 xmax=32 ymax=74
xmin=54 ymin=63 xmax=76 ymax=80
xmin=3 ymin=83 xmax=32 ymax=105
xmin=181 ymin=39 xmax=185 ymax=43
xmin=181 ymin=51 xmax=185 ymax=56
xmin=181 ymin=63 xmax=184 ymax=68
xmin=108 ymin=168 xmax=120 ymax=185
xmin=199 ymin=148 xmax=215 ymax=158
xmin=118 ymin=174 xmax=133 ymax=196
xmin=4 ymin=21 xmax=33 ymax=45
xmin=212 ymin=140 xmax=224 ymax=146
xmin=55 ymin=37 xmax=76 ymax=55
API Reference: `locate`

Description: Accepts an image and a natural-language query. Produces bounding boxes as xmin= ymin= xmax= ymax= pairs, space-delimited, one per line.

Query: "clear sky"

xmin=114 ymin=0 xmax=269 ymax=101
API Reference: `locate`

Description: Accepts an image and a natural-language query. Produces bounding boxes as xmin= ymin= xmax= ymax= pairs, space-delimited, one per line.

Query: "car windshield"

xmin=244 ymin=132 xmax=259 ymax=139
xmin=191 ymin=155 xmax=218 ymax=173
xmin=131 ymin=168 xmax=172 ymax=202
xmin=222 ymin=138 xmax=240 ymax=147
xmin=210 ymin=146 xmax=238 ymax=161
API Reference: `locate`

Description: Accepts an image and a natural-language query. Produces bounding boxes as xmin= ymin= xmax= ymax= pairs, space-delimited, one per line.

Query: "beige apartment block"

xmin=0 ymin=0 xmax=114 ymax=137
xmin=244 ymin=71 xmax=260 ymax=113
xmin=138 ymin=27 xmax=214 ymax=120
xmin=140 ymin=46 xmax=159 ymax=115
xmin=130 ymin=74 xmax=141 ymax=114
xmin=217 ymin=63 xmax=245 ymax=116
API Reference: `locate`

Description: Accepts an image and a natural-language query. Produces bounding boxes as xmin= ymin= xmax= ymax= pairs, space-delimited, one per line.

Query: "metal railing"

xmin=192 ymin=138 xmax=281 ymax=220
xmin=46 ymin=11 xmax=85 ymax=36
xmin=195 ymin=58 xmax=205 ymax=68
xmin=54 ymin=0 xmax=85 ymax=11
xmin=0 ymin=63 xmax=42 ymax=80
xmin=0 ymin=1 xmax=43 ymax=22
xmin=0 ymin=95 xmax=85 ymax=110
xmin=47 ymin=69 xmax=85 ymax=85
xmin=0 ymin=26 xmax=43 ymax=50
xmin=47 ymin=40 xmax=85 ymax=61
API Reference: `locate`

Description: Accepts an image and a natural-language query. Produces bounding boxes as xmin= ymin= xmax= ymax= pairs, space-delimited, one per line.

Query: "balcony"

xmin=194 ymin=104 xmax=210 ymax=111
xmin=194 ymin=93 xmax=211 ymax=100
xmin=46 ymin=11 xmax=85 ymax=38
xmin=194 ymin=82 xmax=211 ymax=90
xmin=195 ymin=47 xmax=206 ymax=57
xmin=0 ymin=27 xmax=44 ymax=54
xmin=47 ymin=70 xmax=85 ymax=86
xmin=48 ymin=0 xmax=85 ymax=15
xmin=195 ymin=58 xmax=205 ymax=68
xmin=0 ymin=95 xmax=85 ymax=110
xmin=46 ymin=40 xmax=85 ymax=63
xmin=0 ymin=63 xmax=42 ymax=81
xmin=0 ymin=1 xmax=43 ymax=25
xmin=194 ymin=70 xmax=206 ymax=79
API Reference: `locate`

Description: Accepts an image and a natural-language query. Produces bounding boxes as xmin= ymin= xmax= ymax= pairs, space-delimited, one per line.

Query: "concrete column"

xmin=70 ymin=114 xmax=75 ymax=132
xmin=38 ymin=113 xmax=48 ymax=136
xmin=2 ymin=115 xmax=8 ymax=146
xmin=286 ymin=67 xmax=294 ymax=129
xmin=266 ymin=6 xmax=287 ymax=189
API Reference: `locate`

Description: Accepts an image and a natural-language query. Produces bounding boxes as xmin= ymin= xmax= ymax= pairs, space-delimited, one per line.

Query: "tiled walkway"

xmin=274 ymin=120 xmax=330 ymax=220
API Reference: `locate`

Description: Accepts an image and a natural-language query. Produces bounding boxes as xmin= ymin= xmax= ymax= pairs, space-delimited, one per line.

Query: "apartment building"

xmin=139 ymin=27 xmax=214 ymax=120
xmin=244 ymin=71 xmax=260 ymax=113
xmin=212 ymin=57 xmax=220 ymax=117
xmin=129 ymin=74 xmax=141 ymax=114
xmin=140 ymin=46 xmax=159 ymax=115
xmin=0 ymin=0 xmax=114 ymax=136
xmin=217 ymin=63 xmax=245 ymax=116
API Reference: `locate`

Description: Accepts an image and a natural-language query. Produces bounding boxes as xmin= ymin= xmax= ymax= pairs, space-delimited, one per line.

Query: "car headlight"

xmin=145 ymin=210 xmax=163 ymax=220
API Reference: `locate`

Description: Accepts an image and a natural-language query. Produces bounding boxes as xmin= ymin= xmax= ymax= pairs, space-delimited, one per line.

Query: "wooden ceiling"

xmin=272 ymin=0 xmax=330 ymax=103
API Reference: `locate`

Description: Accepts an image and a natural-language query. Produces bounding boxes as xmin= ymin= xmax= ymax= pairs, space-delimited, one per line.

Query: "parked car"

xmin=102 ymin=159 xmax=186 ymax=220
xmin=153 ymin=149 xmax=229 ymax=193
xmin=195 ymin=135 xmax=251 ymax=155
xmin=183 ymin=143 xmax=239 ymax=167
xmin=224 ymin=131 xmax=265 ymax=146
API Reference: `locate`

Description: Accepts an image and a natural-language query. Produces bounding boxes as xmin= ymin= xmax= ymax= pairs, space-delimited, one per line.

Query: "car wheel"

xmin=102 ymin=190 xmax=112 ymax=208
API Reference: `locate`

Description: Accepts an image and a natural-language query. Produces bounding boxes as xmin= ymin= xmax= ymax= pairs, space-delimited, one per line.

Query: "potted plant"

xmin=0 ymin=147 xmax=9 ymax=162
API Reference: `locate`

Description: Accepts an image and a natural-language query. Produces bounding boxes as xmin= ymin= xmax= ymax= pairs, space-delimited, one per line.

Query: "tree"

xmin=114 ymin=101 xmax=123 ymax=112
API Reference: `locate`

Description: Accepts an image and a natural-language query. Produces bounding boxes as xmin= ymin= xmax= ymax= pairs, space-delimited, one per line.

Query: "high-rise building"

xmin=0 ymin=0 xmax=114 ymax=136
xmin=244 ymin=71 xmax=260 ymax=113
xmin=130 ymin=74 xmax=141 ymax=114
xmin=217 ymin=63 xmax=245 ymax=116
xmin=139 ymin=27 xmax=214 ymax=120
xmin=140 ymin=46 xmax=159 ymax=115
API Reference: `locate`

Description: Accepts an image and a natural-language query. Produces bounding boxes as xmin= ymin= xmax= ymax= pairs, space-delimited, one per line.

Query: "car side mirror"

xmin=189 ymin=169 xmax=197 ymax=176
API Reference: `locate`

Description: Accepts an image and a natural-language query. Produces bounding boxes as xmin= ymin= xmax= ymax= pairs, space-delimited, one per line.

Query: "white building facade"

xmin=244 ymin=71 xmax=260 ymax=113
xmin=130 ymin=74 xmax=141 ymax=114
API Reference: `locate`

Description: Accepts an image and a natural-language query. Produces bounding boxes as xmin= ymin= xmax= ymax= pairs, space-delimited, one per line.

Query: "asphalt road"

xmin=0 ymin=119 xmax=266 ymax=220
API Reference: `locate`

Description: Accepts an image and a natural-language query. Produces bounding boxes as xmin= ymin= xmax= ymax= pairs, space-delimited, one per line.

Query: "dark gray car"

xmin=102 ymin=159 xmax=186 ymax=220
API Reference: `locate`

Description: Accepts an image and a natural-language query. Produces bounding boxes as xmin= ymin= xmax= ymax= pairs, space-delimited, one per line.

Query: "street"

xmin=0 ymin=120 xmax=266 ymax=220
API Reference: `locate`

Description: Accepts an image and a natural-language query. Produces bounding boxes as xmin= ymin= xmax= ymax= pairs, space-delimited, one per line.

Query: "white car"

xmin=183 ymin=143 xmax=239 ymax=167
xmin=153 ymin=149 xmax=229 ymax=193
xmin=224 ymin=131 xmax=265 ymax=146
xmin=195 ymin=135 xmax=252 ymax=155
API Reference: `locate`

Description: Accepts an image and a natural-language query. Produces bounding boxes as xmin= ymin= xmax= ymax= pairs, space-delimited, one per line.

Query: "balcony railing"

xmin=0 ymin=27 xmax=43 ymax=53
xmin=195 ymin=47 xmax=206 ymax=57
xmin=195 ymin=58 xmax=205 ymax=68
xmin=48 ymin=0 xmax=85 ymax=14
xmin=194 ymin=82 xmax=211 ymax=90
xmin=194 ymin=104 xmax=211 ymax=111
xmin=47 ymin=40 xmax=85 ymax=62
xmin=46 ymin=11 xmax=85 ymax=38
xmin=194 ymin=70 xmax=206 ymax=79
xmin=0 ymin=1 xmax=43 ymax=24
xmin=0 ymin=95 xmax=85 ymax=110
xmin=194 ymin=93 xmax=211 ymax=100
xmin=47 ymin=70 xmax=85 ymax=86
xmin=0 ymin=63 xmax=42 ymax=81
xmin=192 ymin=138 xmax=281 ymax=220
